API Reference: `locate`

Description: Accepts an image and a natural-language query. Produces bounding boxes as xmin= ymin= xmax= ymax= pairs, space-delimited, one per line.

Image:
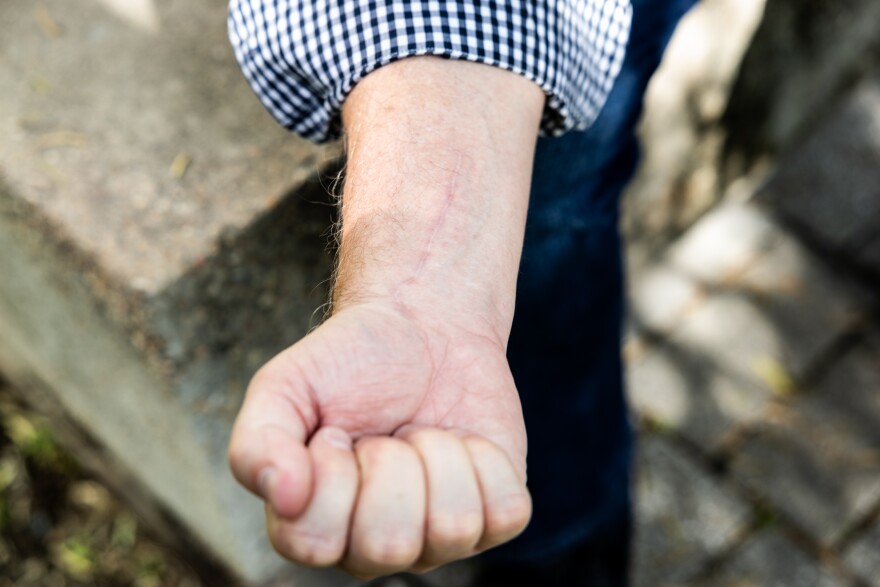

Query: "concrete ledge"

xmin=0 ymin=0 xmax=345 ymax=583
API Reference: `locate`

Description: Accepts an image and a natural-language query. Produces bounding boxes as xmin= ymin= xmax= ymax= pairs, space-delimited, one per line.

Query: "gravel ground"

xmin=0 ymin=381 xmax=207 ymax=587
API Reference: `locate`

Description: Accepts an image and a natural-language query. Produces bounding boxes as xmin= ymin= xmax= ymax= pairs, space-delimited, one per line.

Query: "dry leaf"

xmin=35 ymin=5 xmax=63 ymax=39
xmin=36 ymin=131 xmax=88 ymax=150
xmin=753 ymin=357 xmax=794 ymax=396
xmin=169 ymin=151 xmax=191 ymax=179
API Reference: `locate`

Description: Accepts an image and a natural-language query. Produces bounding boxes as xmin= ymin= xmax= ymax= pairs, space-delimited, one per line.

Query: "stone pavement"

xmin=626 ymin=76 xmax=880 ymax=587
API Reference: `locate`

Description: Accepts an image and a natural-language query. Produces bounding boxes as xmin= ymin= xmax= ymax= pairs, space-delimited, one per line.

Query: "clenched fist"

xmin=228 ymin=55 xmax=544 ymax=579
xmin=228 ymin=302 xmax=530 ymax=578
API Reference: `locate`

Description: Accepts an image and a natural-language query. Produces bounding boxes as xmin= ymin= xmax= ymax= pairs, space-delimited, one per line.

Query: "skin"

xmin=227 ymin=56 xmax=545 ymax=579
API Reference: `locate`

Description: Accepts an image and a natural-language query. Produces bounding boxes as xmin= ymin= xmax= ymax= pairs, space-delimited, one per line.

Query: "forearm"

xmin=334 ymin=57 xmax=545 ymax=344
xmin=231 ymin=57 xmax=543 ymax=575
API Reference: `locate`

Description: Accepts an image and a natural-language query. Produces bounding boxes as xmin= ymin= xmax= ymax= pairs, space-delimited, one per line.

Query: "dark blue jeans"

xmin=485 ymin=0 xmax=699 ymax=577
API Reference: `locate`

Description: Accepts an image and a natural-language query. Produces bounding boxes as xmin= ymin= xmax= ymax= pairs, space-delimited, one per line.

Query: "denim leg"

xmin=485 ymin=0 xmax=700 ymax=567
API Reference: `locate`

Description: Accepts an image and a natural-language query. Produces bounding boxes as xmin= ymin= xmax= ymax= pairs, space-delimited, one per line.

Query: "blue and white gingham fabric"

xmin=229 ymin=0 xmax=632 ymax=143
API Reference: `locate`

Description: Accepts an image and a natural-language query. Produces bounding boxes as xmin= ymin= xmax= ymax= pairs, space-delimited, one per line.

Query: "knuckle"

xmin=359 ymin=534 xmax=421 ymax=568
xmin=281 ymin=528 xmax=345 ymax=567
xmin=486 ymin=492 xmax=532 ymax=537
xmin=294 ymin=539 xmax=346 ymax=567
xmin=427 ymin=511 xmax=483 ymax=548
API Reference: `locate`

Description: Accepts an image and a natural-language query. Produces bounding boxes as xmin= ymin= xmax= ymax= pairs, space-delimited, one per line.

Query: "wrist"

xmin=331 ymin=56 xmax=544 ymax=344
xmin=331 ymin=272 xmax=513 ymax=349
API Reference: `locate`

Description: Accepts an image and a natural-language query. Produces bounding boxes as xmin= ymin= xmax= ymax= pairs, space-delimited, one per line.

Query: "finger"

xmin=463 ymin=436 xmax=532 ymax=552
xmin=265 ymin=427 xmax=358 ymax=567
xmin=342 ymin=437 xmax=426 ymax=579
xmin=228 ymin=362 xmax=317 ymax=518
xmin=399 ymin=428 xmax=482 ymax=568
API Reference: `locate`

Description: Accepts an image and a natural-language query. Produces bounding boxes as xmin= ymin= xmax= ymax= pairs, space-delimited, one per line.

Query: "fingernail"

xmin=321 ymin=427 xmax=352 ymax=450
xmin=258 ymin=467 xmax=277 ymax=499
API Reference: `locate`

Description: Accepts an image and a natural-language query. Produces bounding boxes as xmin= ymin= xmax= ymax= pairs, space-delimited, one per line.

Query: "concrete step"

xmin=0 ymin=0 xmax=342 ymax=584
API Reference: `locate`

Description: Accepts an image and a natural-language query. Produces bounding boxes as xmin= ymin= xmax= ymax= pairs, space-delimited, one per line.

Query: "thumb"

xmin=228 ymin=358 xmax=318 ymax=519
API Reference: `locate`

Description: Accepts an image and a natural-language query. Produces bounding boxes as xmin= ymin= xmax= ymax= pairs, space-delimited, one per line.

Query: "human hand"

xmin=229 ymin=54 xmax=543 ymax=579
xmin=228 ymin=301 xmax=530 ymax=578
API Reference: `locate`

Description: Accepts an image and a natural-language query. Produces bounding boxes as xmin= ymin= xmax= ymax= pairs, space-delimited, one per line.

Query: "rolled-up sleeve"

xmin=229 ymin=0 xmax=632 ymax=143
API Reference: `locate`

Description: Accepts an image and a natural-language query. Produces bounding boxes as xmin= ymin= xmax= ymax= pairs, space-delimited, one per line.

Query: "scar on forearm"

xmin=392 ymin=151 xmax=463 ymax=303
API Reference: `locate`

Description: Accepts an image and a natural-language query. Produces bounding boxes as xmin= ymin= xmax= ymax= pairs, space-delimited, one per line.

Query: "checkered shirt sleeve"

xmin=229 ymin=0 xmax=632 ymax=143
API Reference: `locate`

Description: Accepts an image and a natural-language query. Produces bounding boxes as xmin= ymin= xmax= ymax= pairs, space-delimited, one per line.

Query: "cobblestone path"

xmin=627 ymin=76 xmax=880 ymax=587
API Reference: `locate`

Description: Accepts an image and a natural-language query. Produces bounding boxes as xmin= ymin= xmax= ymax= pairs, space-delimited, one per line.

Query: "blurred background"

xmin=1 ymin=0 xmax=879 ymax=585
